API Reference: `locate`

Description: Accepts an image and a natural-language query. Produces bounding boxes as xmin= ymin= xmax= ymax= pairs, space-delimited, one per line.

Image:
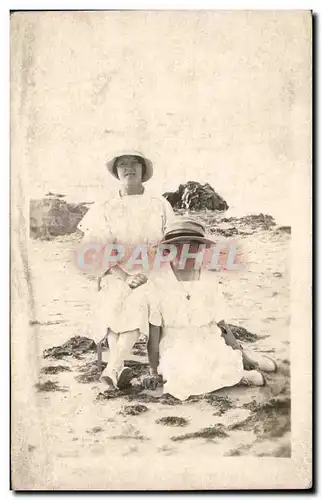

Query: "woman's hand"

xmin=125 ymin=273 xmax=148 ymax=289
xmin=142 ymin=372 xmax=162 ymax=390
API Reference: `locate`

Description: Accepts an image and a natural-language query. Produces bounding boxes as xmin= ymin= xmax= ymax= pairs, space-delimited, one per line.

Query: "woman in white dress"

xmin=145 ymin=217 xmax=274 ymax=400
xmin=78 ymin=150 xmax=174 ymax=388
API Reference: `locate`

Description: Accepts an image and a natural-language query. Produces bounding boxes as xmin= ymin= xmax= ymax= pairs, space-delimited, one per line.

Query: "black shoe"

xmin=117 ymin=367 xmax=134 ymax=389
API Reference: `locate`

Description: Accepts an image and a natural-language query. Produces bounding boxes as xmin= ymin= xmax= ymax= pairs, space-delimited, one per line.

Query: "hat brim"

xmin=106 ymin=152 xmax=153 ymax=183
xmin=158 ymin=235 xmax=216 ymax=247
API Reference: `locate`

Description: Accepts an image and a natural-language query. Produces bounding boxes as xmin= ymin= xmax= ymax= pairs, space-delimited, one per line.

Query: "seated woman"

xmin=145 ymin=217 xmax=276 ymax=401
xmin=78 ymin=150 xmax=173 ymax=389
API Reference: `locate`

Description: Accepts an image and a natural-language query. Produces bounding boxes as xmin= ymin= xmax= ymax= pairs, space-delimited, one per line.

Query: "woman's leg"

xmin=112 ymin=329 xmax=140 ymax=388
xmin=115 ymin=329 xmax=140 ymax=373
xmin=101 ymin=329 xmax=140 ymax=386
xmin=240 ymin=369 xmax=265 ymax=386
xmin=242 ymin=349 xmax=277 ymax=372
xmin=100 ymin=329 xmax=119 ymax=385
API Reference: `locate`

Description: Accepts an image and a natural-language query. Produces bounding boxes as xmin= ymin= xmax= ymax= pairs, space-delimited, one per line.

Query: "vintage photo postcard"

xmin=10 ymin=10 xmax=312 ymax=490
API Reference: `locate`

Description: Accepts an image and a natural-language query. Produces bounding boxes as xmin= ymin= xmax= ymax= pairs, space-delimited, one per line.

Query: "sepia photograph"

xmin=10 ymin=9 xmax=312 ymax=490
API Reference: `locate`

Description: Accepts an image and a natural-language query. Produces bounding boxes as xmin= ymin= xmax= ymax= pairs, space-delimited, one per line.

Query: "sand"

xmin=25 ymin=214 xmax=291 ymax=489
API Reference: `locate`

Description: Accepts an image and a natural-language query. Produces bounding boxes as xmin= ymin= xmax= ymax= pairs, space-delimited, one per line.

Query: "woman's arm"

xmin=147 ymin=324 xmax=161 ymax=375
xmin=109 ymin=265 xmax=128 ymax=281
xmin=218 ymin=320 xmax=242 ymax=350
xmin=161 ymin=197 xmax=175 ymax=233
xmin=218 ymin=320 xmax=260 ymax=370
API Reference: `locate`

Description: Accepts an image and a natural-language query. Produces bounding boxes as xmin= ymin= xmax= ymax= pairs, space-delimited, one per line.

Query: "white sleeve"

xmin=160 ymin=196 xmax=175 ymax=234
xmin=78 ymin=202 xmax=113 ymax=244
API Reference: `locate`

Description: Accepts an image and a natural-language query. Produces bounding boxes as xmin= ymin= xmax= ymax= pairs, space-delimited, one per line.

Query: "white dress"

xmin=78 ymin=190 xmax=174 ymax=341
xmin=147 ymin=265 xmax=244 ymax=400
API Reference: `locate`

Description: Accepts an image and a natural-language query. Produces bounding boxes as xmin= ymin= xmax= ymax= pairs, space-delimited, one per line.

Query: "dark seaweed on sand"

xmin=86 ymin=426 xmax=104 ymax=434
xmin=96 ymin=385 xmax=142 ymax=401
xmin=156 ymin=416 xmax=189 ymax=427
xmin=43 ymin=336 xmax=96 ymax=359
xmin=132 ymin=341 xmax=148 ymax=357
xmin=218 ymin=323 xmax=264 ymax=343
xmin=75 ymin=360 xmax=107 ymax=384
xmin=186 ymin=393 xmax=236 ymax=415
xmin=76 ymin=373 xmax=101 ymax=384
xmin=120 ymin=404 xmax=149 ymax=416
xmin=209 ymin=395 xmax=236 ymax=415
xmin=41 ymin=365 xmax=72 ymax=374
xmin=35 ymin=380 xmax=68 ymax=392
xmin=76 ymin=359 xmax=149 ymax=385
xmin=171 ymin=424 xmax=228 ymax=442
xmin=127 ymin=392 xmax=182 ymax=406
xmin=229 ymin=397 xmax=291 ymax=439
xmin=77 ymin=360 xmax=106 ymax=373
xmin=125 ymin=359 xmax=149 ymax=378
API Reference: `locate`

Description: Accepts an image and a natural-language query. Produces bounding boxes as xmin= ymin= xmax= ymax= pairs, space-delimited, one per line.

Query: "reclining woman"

xmin=144 ymin=217 xmax=276 ymax=401
xmin=78 ymin=150 xmax=174 ymax=389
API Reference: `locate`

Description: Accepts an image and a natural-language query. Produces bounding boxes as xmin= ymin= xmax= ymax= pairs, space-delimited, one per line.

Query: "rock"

xmin=273 ymin=443 xmax=291 ymax=457
xmin=162 ymin=189 xmax=183 ymax=208
xmin=163 ymin=181 xmax=229 ymax=211
xmin=211 ymin=226 xmax=240 ymax=237
xmin=276 ymin=226 xmax=291 ymax=234
xmin=45 ymin=192 xmax=66 ymax=198
xmin=43 ymin=336 xmax=96 ymax=359
xmin=30 ymin=197 xmax=90 ymax=239
xmin=184 ymin=212 xmax=277 ymax=237
xmin=221 ymin=213 xmax=276 ymax=231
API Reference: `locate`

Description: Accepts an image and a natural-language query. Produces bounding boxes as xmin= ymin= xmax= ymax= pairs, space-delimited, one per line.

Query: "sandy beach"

xmin=23 ymin=212 xmax=291 ymax=489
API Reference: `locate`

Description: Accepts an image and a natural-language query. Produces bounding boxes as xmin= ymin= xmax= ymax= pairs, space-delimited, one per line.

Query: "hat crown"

xmin=111 ymin=149 xmax=145 ymax=160
xmin=164 ymin=217 xmax=206 ymax=239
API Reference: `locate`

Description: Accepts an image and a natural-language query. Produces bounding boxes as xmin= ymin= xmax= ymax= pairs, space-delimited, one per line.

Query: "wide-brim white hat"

xmin=106 ymin=150 xmax=153 ymax=183
xmin=159 ymin=217 xmax=216 ymax=247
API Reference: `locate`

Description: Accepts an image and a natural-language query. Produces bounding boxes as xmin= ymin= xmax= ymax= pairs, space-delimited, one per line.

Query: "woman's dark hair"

xmin=113 ymin=155 xmax=146 ymax=180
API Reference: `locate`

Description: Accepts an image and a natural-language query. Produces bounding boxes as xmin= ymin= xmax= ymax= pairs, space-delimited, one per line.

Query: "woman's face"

xmin=171 ymin=241 xmax=204 ymax=271
xmin=115 ymin=155 xmax=143 ymax=187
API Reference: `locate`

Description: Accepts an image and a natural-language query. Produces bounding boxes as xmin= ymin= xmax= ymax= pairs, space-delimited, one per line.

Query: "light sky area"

xmin=15 ymin=10 xmax=311 ymax=225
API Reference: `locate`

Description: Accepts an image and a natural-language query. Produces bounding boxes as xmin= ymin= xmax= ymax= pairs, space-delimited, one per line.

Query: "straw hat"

xmin=161 ymin=217 xmax=215 ymax=246
xmin=106 ymin=150 xmax=153 ymax=183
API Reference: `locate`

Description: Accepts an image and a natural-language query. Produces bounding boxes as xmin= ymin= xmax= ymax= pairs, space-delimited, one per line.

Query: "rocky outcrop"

xmin=220 ymin=214 xmax=276 ymax=231
xmin=163 ymin=181 xmax=229 ymax=211
xmin=275 ymin=226 xmax=291 ymax=235
xmin=30 ymin=197 xmax=90 ymax=239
